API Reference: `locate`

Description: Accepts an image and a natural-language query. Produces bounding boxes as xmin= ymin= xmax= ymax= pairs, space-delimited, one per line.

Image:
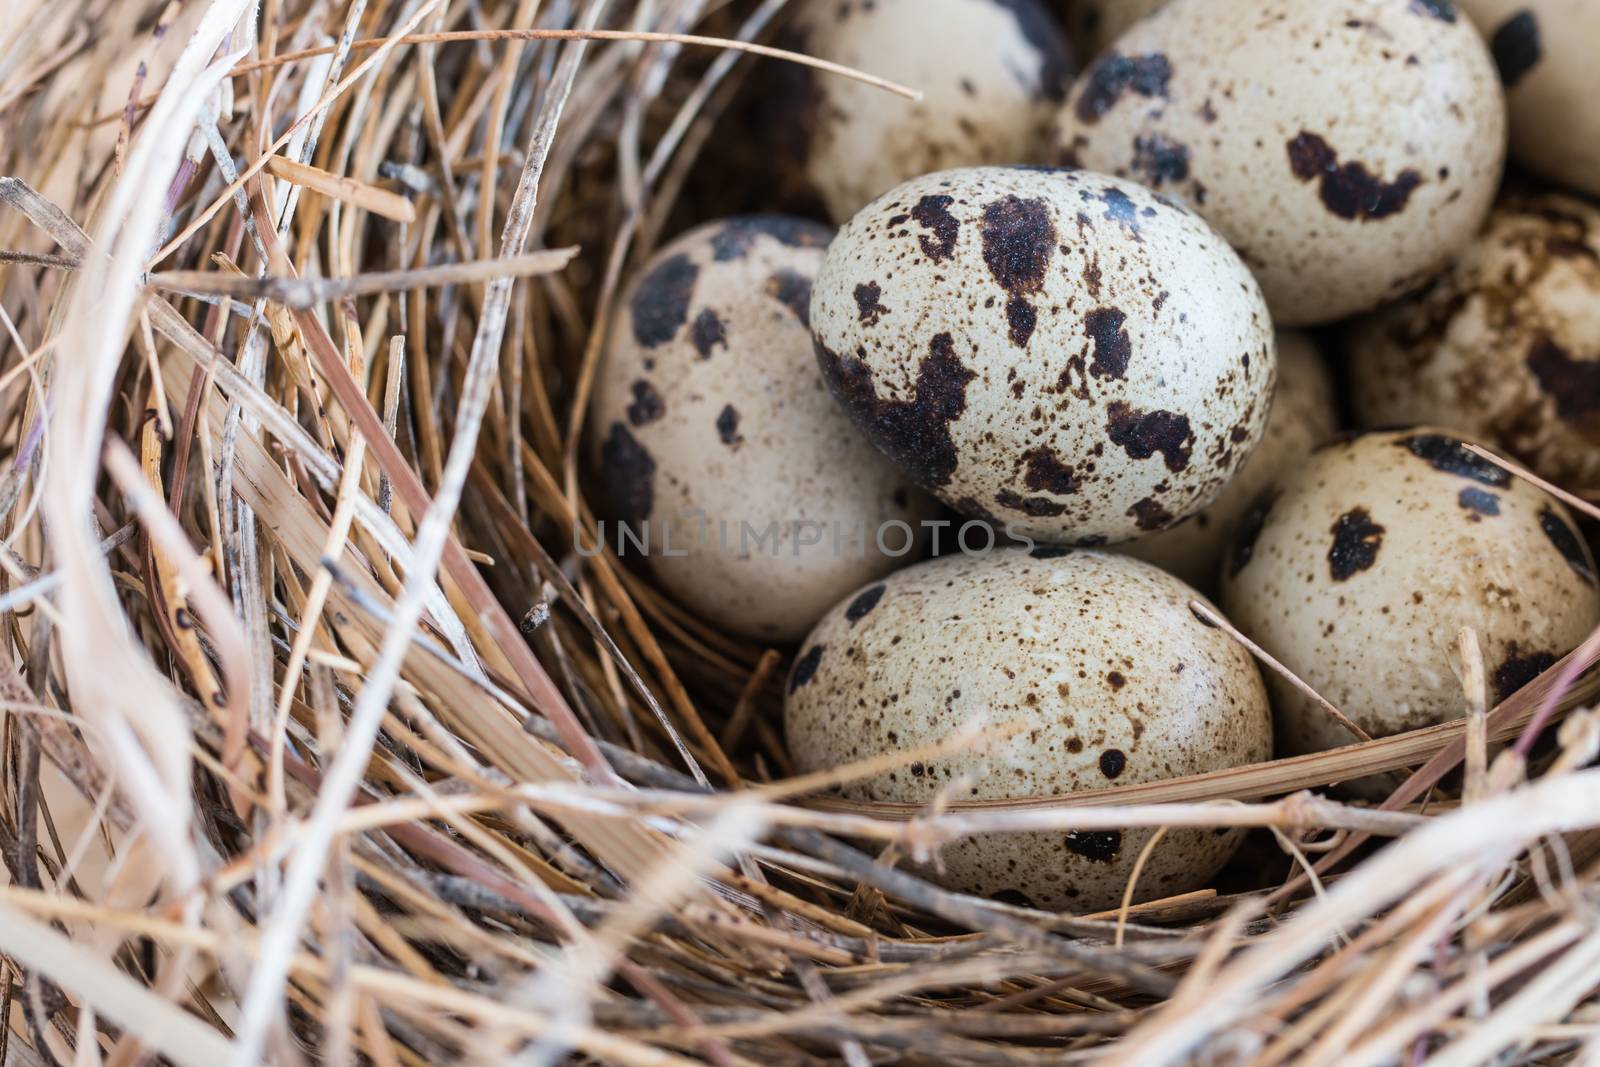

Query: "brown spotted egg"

xmin=761 ymin=0 xmax=1072 ymax=223
xmin=1220 ymin=428 xmax=1600 ymax=757
xmin=1123 ymin=330 xmax=1337 ymax=591
xmin=590 ymin=216 xmax=938 ymax=643
xmin=1054 ymin=0 xmax=1507 ymax=326
xmin=1348 ymin=191 xmax=1600 ymax=489
xmin=1458 ymin=1 xmax=1600 ymax=198
xmin=810 ymin=166 xmax=1275 ymax=545
xmin=1061 ymin=0 xmax=1167 ymax=60
xmin=785 ymin=546 xmax=1272 ymax=911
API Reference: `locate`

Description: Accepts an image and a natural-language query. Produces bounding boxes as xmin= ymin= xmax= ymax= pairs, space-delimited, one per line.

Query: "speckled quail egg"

xmin=590 ymin=216 xmax=939 ymax=642
xmin=1220 ymin=428 xmax=1600 ymax=758
xmin=1123 ymin=330 xmax=1337 ymax=591
xmin=761 ymin=0 xmax=1072 ymax=223
xmin=810 ymin=165 xmax=1276 ymax=545
xmin=1054 ymin=0 xmax=1507 ymax=327
xmin=1348 ymin=191 xmax=1600 ymax=490
xmin=1457 ymin=1 xmax=1600 ymax=198
xmin=1061 ymin=0 xmax=1167 ymax=60
xmin=786 ymin=546 xmax=1272 ymax=911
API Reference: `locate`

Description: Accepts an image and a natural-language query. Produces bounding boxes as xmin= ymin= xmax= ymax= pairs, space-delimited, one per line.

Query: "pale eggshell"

xmin=762 ymin=0 xmax=1072 ymax=222
xmin=590 ymin=216 xmax=939 ymax=643
xmin=810 ymin=165 xmax=1276 ymax=544
xmin=785 ymin=546 xmax=1272 ymax=911
xmin=1123 ymin=330 xmax=1337 ymax=591
xmin=1054 ymin=0 xmax=1507 ymax=326
xmin=1348 ymin=191 xmax=1600 ymax=489
xmin=1061 ymin=0 xmax=1168 ymax=60
xmin=1458 ymin=0 xmax=1600 ymax=198
xmin=1219 ymin=428 xmax=1600 ymax=757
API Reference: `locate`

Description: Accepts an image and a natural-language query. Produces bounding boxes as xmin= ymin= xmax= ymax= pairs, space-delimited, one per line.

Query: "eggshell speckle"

xmin=1054 ymin=0 xmax=1507 ymax=326
xmin=590 ymin=216 xmax=938 ymax=642
xmin=810 ymin=165 xmax=1275 ymax=544
xmin=786 ymin=547 xmax=1272 ymax=911
xmin=761 ymin=0 xmax=1072 ymax=222
xmin=1220 ymin=428 xmax=1600 ymax=757
xmin=1458 ymin=0 xmax=1600 ymax=198
xmin=1123 ymin=330 xmax=1337 ymax=591
xmin=1348 ymin=191 xmax=1600 ymax=489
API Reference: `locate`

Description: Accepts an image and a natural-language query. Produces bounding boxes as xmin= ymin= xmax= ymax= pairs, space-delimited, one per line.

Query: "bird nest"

xmin=2 ymin=2 xmax=1600 ymax=1065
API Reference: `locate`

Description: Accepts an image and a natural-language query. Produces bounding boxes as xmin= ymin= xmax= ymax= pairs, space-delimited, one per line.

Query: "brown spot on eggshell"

xmin=600 ymin=422 xmax=655 ymax=526
xmin=816 ymin=332 xmax=976 ymax=489
xmin=1494 ymin=648 xmax=1558 ymax=703
xmin=1525 ymin=336 xmax=1600 ymax=419
xmin=1129 ymin=496 xmax=1173 ymax=530
xmin=630 ymin=253 xmax=698 ymax=346
xmin=1021 ymin=447 xmax=1080 ymax=495
xmin=766 ymin=269 xmax=813 ymax=325
xmin=690 ymin=308 xmax=727 ymax=358
xmin=846 ymin=583 xmax=887 ymax=623
xmin=911 ymin=194 xmax=961 ymax=262
xmin=1132 ymin=133 xmax=1190 ymax=187
xmin=1408 ymin=0 xmax=1456 ymax=22
xmin=1328 ymin=507 xmax=1384 ymax=581
xmin=1398 ymin=433 xmax=1510 ymax=487
xmin=1540 ymin=507 xmax=1595 ymax=585
xmin=1085 ymin=306 xmax=1132 ymax=379
xmin=1490 ymin=11 xmax=1541 ymax=88
xmin=710 ymin=215 xmax=832 ymax=261
xmin=1286 ymin=132 xmax=1422 ymax=222
xmin=1099 ymin=748 xmax=1127 ymax=778
xmin=1105 ymin=401 xmax=1193 ymax=473
xmin=1458 ymin=487 xmax=1500 ymax=520
xmin=789 ymin=645 xmax=824 ymax=693
xmin=715 ymin=404 xmax=742 ymax=447
xmin=1065 ymin=830 xmax=1122 ymax=862
xmin=1075 ymin=51 xmax=1172 ymax=124
xmin=854 ymin=281 xmax=888 ymax=325
xmin=626 ymin=380 xmax=664 ymax=426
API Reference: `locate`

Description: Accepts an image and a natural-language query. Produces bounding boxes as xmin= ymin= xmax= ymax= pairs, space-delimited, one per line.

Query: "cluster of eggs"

xmin=589 ymin=0 xmax=1600 ymax=910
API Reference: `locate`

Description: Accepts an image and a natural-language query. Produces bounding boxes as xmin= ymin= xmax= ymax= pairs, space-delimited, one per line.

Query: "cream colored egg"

xmin=1458 ymin=0 xmax=1600 ymax=198
xmin=763 ymin=0 xmax=1072 ymax=222
xmin=1220 ymin=428 xmax=1600 ymax=757
xmin=1123 ymin=331 xmax=1337 ymax=591
xmin=785 ymin=547 xmax=1272 ymax=911
xmin=1054 ymin=0 xmax=1507 ymax=326
xmin=1061 ymin=0 xmax=1167 ymax=60
xmin=810 ymin=165 xmax=1275 ymax=544
xmin=589 ymin=216 xmax=939 ymax=643
xmin=1348 ymin=191 xmax=1600 ymax=490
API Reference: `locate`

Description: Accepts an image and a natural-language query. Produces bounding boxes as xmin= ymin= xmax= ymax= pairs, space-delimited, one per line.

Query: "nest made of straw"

xmin=4 ymin=2 xmax=1600 ymax=1065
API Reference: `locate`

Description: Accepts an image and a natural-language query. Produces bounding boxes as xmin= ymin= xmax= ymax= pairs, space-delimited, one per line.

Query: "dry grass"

xmin=2 ymin=2 xmax=1600 ymax=1064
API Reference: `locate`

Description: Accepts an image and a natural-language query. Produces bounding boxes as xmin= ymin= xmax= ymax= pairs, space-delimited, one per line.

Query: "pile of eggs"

xmin=589 ymin=0 xmax=1600 ymax=910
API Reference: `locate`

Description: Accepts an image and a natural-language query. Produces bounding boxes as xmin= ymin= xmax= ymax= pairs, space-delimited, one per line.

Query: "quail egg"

xmin=786 ymin=546 xmax=1273 ymax=911
xmin=1054 ymin=0 xmax=1507 ymax=326
xmin=761 ymin=0 xmax=1072 ymax=222
xmin=1123 ymin=330 xmax=1337 ymax=591
xmin=1348 ymin=190 xmax=1600 ymax=490
xmin=590 ymin=216 xmax=938 ymax=642
xmin=1220 ymin=428 xmax=1600 ymax=757
xmin=810 ymin=165 xmax=1275 ymax=544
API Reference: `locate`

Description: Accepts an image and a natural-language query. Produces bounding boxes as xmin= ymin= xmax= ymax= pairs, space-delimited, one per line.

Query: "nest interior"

xmin=3 ymin=1 xmax=1600 ymax=1065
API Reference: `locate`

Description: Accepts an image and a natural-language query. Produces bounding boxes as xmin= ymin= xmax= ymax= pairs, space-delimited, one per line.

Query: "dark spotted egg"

xmin=1123 ymin=330 xmax=1337 ymax=592
xmin=810 ymin=165 xmax=1275 ymax=545
xmin=1348 ymin=191 xmax=1600 ymax=490
xmin=763 ymin=0 xmax=1072 ymax=222
xmin=1220 ymin=428 xmax=1600 ymax=758
xmin=589 ymin=216 xmax=938 ymax=643
xmin=785 ymin=546 xmax=1271 ymax=911
xmin=1054 ymin=0 xmax=1506 ymax=326
xmin=1458 ymin=1 xmax=1600 ymax=198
